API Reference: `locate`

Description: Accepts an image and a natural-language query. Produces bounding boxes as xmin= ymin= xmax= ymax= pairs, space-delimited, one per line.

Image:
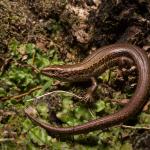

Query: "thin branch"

xmin=1 ymin=85 xmax=42 ymax=101
xmin=0 ymin=138 xmax=15 ymax=142
xmin=120 ymin=125 xmax=150 ymax=130
xmin=26 ymin=90 xmax=83 ymax=103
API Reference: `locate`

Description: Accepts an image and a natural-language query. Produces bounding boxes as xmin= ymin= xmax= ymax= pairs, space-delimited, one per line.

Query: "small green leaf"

xmin=0 ymin=87 xmax=7 ymax=97
xmin=100 ymin=70 xmax=110 ymax=82
xmin=62 ymin=96 xmax=73 ymax=110
xmin=22 ymin=119 xmax=34 ymax=132
xmin=75 ymin=105 xmax=93 ymax=120
xmin=26 ymin=43 xmax=35 ymax=55
xmin=32 ymin=53 xmax=50 ymax=68
xmin=139 ymin=112 xmax=150 ymax=124
xmin=43 ymin=79 xmax=53 ymax=90
xmin=29 ymin=127 xmax=51 ymax=146
xmin=57 ymin=110 xmax=75 ymax=126
xmin=120 ymin=142 xmax=132 ymax=150
xmin=37 ymin=103 xmax=49 ymax=119
xmin=96 ymin=100 xmax=106 ymax=112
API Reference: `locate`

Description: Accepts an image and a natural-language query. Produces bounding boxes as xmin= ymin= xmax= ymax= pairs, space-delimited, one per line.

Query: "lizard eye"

xmin=51 ymin=70 xmax=55 ymax=74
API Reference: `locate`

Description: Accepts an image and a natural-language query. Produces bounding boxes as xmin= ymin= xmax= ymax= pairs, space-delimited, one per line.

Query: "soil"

xmin=0 ymin=0 xmax=149 ymax=57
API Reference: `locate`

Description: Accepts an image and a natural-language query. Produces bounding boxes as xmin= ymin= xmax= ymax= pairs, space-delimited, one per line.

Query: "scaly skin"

xmin=25 ymin=43 xmax=150 ymax=135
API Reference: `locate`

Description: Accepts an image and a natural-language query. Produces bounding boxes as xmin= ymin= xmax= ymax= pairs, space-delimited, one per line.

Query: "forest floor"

xmin=0 ymin=0 xmax=150 ymax=150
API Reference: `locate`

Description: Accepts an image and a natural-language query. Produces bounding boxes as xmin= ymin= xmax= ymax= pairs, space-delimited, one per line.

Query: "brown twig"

xmin=121 ymin=125 xmax=150 ymax=130
xmin=0 ymin=85 xmax=42 ymax=101
xmin=0 ymin=57 xmax=12 ymax=75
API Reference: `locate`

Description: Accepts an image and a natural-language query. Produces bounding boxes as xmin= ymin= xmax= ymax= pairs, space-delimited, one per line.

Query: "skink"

xmin=25 ymin=43 xmax=150 ymax=135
